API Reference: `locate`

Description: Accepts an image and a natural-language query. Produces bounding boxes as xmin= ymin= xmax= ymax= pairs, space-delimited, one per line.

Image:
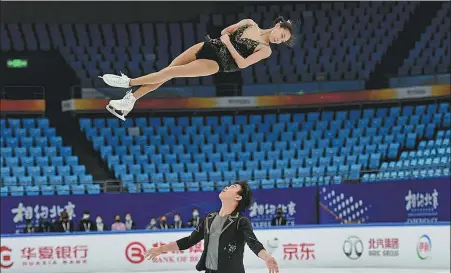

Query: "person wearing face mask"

xmin=23 ymin=219 xmax=36 ymax=234
xmin=158 ymin=215 xmax=169 ymax=230
xmin=53 ymin=211 xmax=75 ymax=233
xmin=171 ymin=213 xmax=185 ymax=229
xmin=95 ymin=215 xmax=109 ymax=232
xmin=78 ymin=210 xmax=96 ymax=232
xmin=271 ymin=207 xmax=287 ymax=227
xmin=111 ymin=215 xmax=126 ymax=231
xmin=146 ymin=217 xmax=158 ymax=230
xmin=124 ymin=212 xmax=136 ymax=230
xmin=187 ymin=208 xmax=201 ymax=228
xmin=36 ymin=218 xmax=54 ymax=233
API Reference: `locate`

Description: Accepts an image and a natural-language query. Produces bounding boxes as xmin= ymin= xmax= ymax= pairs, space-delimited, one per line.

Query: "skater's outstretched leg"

xmin=101 ymin=43 xmax=219 ymax=90
xmin=105 ymin=43 xmax=218 ymax=120
xmin=102 ymin=58 xmax=218 ymax=89
xmin=132 ymin=42 xmax=204 ymax=99
xmin=128 ymin=58 xmax=218 ymax=87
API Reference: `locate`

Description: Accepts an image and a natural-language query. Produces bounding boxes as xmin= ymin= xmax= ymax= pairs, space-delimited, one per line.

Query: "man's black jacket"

xmin=177 ymin=211 xmax=265 ymax=273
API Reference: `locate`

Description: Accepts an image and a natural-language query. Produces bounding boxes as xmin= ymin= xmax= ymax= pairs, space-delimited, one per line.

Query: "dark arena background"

xmin=0 ymin=1 xmax=450 ymax=273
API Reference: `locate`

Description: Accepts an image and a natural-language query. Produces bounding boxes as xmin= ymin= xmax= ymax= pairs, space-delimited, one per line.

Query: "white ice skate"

xmin=99 ymin=72 xmax=131 ymax=88
xmin=106 ymin=91 xmax=137 ymax=121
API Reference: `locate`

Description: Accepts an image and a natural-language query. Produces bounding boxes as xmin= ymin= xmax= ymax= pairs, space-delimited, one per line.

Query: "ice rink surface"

xmin=97 ymin=268 xmax=449 ymax=273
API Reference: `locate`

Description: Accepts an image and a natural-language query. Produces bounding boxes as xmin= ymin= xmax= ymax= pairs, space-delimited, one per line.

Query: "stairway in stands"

xmin=366 ymin=1 xmax=443 ymax=89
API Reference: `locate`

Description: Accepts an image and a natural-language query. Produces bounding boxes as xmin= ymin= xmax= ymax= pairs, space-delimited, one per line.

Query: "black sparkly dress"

xmin=196 ymin=24 xmax=266 ymax=72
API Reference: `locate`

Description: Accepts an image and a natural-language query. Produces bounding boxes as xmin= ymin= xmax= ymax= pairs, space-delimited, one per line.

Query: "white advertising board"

xmin=1 ymin=224 xmax=449 ymax=273
xmin=395 ymin=85 xmax=432 ymax=99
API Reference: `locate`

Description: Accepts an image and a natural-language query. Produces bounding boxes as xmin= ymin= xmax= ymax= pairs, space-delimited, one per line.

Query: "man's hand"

xmin=144 ymin=247 xmax=164 ymax=260
xmin=265 ymin=255 xmax=279 ymax=273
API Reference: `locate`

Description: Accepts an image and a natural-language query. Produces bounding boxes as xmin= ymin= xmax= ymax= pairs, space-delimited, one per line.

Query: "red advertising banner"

xmin=0 ymin=100 xmax=45 ymax=112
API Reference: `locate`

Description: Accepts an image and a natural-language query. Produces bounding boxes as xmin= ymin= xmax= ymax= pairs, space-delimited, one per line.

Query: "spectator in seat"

xmin=111 ymin=215 xmax=126 ymax=231
xmin=158 ymin=215 xmax=169 ymax=230
xmin=271 ymin=207 xmax=287 ymax=227
xmin=95 ymin=215 xmax=108 ymax=231
xmin=54 ymin=211 xmax=75 ymax=233
xmin=146 ymin=217 xmax=158 ymax=230
xmin=78 ymin=210 xmax=96 ymax=232
xmin=23 ymin=219 xmax=36 ymax=234
xmin=187 ymin=208 xmax=201 ymax=228
xmin=124 ymin=212 xmax=136 ymax=230
xmin=36 ymin=218 xmax=54 ymax=233
xmin=171 ymin=213 xmax=185 ymax=229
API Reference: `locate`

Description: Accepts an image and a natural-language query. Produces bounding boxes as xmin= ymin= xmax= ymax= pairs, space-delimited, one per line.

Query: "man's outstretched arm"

xmin=145 ymin=218 xmax=205 ymax=259
xmin=239 ymin=217 xmax=279 ymax=273
xmin=238 ymin=217 xmax=265 ymax=257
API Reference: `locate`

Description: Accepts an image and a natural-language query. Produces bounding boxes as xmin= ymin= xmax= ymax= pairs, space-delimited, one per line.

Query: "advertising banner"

xmin=0 ymin=100 xmax=45 ymax=112
xmin=1 ymin=225 xmax=449 ymax=273
xmin=0 ymin=188 xmax=317 ymax=234
xmin=246 ymin=225 xmax=450 ymax=269
xmin=395 ymin=86 xmax=431 ymax=99
xmin=61 ymin=84 xmax=451 ymax=112
xmin=319 ymin=177 xmax=451 ymax=224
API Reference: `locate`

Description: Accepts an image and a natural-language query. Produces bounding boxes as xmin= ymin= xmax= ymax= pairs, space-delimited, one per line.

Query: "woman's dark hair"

xmin=234 ymin=180 xmax=253 ymax=212
xmin=61 ymin=211 xmax=69 ymax=219
xmin=273 ymin=16 xmax=298 ymax=47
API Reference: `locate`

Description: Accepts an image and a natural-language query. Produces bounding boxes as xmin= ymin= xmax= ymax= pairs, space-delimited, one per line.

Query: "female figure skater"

xmin=144 ymin=180 xmax=280 ymax=273
xmin=100 ymin=16 xmax=296 ymax=120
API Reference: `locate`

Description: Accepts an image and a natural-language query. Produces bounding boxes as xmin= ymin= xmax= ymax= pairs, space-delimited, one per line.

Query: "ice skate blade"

xmin=106 ymin=104 xmax=126 ymax=121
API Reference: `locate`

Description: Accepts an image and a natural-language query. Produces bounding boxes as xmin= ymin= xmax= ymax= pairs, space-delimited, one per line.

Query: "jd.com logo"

xmin=417 ymin=235 xmax=432 ymax=260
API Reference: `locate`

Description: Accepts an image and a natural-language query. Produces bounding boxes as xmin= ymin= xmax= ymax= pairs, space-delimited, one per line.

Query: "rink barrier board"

xmin=60 ymin=84 xmax=451 ymax=112
xmin=1 ymin=223 xmax=449 ymax=272
xmin=0 ymin=84 xmax=448 ymax=112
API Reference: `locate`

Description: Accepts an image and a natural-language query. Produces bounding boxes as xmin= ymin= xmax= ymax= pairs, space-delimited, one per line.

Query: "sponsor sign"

xmin=343 ymin=236 xmax=364 ymax=260
xmin=367 ymin=237 xmax=399 ymax=257
xmin=1 ymin=188 xmax=317 ymax=234
xmin=216 ymin=97 xmax=257 ymax=108
xmin=1 ymin=246 xmax=14 ymax=269
xmin=319 ymin=178 xmax=450 ymax=224
xmin=343 ymin=236 xmax=399 ymax=260
xmin=0 ymin=225 xmax=449 ymax=272
xmin=417 ymin=234 xmax=432 ymax=260
xmin=395 ymin=86 xmax=432 ymax=99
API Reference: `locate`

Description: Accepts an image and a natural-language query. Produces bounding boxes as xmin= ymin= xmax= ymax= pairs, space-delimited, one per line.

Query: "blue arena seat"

xmin=10 ymin=186 xmax=24 ymax=196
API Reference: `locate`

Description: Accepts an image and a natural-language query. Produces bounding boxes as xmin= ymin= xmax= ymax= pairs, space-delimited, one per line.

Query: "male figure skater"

xmin=145 ymin=180 xmax=279 ymax=273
